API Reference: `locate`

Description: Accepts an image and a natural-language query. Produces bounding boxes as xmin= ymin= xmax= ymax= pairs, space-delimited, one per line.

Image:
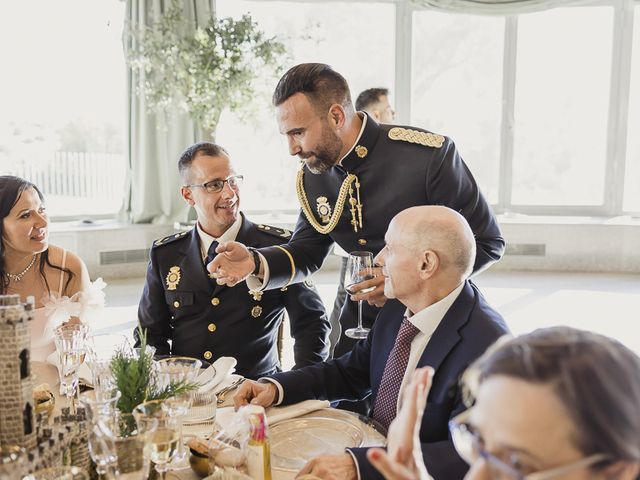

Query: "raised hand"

xmin=207 ymin=241 xmax=256 ymax=286
xmin=349 ymin=266 xmax=387 ymax=308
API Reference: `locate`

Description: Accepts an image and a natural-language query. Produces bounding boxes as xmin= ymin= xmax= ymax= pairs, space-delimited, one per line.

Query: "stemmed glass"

xmin=156 ymin=357 xmax=202 ymax=467
xmin=53 ymin=323 xmax=89 ymax=413
xmin=133 ymin=400 xmax=180 ymax=480
xmin=344 ymin=251 xmax=375 ymax=339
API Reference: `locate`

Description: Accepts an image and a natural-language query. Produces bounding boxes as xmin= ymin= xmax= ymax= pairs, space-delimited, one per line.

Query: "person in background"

xmin=369 ymin=327 xmax=640 ymax=480
xmin=233 ymin=205 xmax=509 ymax=479
xmin=136 ymin=142 xmax=330 ymax=379
xmin=355 ymin=87 xmax=395 ymax=123
xmin=0 ymin=175 xmax=91 ymax=361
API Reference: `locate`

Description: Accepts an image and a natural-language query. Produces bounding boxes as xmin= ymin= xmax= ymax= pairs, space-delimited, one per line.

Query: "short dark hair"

xmin=272 ymin=63 xmax=353 ymax=113
xmin=465 ymin=327 xmax=640 ymax=465
xmin=178 ymin=142 xmax=229 ymax=180
xmin=355 ymin=88 xmax=389 ymax=111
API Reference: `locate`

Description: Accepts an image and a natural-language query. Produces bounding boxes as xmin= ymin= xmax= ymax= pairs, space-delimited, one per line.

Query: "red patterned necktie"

xmin=372 ymin=317 xmax=422 ymax=430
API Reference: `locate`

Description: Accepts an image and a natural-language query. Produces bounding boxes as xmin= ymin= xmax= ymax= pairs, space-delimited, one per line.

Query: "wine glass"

xmin=133 ymin=399 xmax=180 ymax=480
xmin=344 ymin=251 xmax=375 ymax=339
xmin=156 ymin=357 xmax=202 ymax=467
xmin=54 ymin=323 xmax=89 ymax=413
xmin=102 ymin=413 xmax=152 ymax=480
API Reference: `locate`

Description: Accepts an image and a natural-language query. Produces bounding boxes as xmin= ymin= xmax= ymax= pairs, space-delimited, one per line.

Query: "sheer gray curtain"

xmin=410 ymin=0 xmax=587 ymax=15
xmin=122 ymin=0 xmax=214 ymax=224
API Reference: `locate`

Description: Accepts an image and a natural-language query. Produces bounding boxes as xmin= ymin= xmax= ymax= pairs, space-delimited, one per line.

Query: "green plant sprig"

xmin=110 ymin=326 xmax=198 ymax=413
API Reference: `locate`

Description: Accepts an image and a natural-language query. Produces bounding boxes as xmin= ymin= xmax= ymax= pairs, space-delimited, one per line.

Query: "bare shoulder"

xmin=47 ymin=245 xmax=87 ymax=274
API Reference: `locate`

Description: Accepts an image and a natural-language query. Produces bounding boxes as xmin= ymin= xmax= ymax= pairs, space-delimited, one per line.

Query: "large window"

xmin=0 ymin=0 xmax=126 ymax=217
xmin=215 ymin=1 xmax=396 ymax=212
xmin=412 ymin=11 xmax=504 ymax=203
xmin=512 ymin=7 xmax=612 ymax=206
xmin=624 ymin=5 xmax=640 ymax=213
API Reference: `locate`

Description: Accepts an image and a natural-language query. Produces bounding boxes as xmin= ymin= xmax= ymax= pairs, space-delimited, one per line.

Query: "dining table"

xmin=31 ymin=360 xmax=386 ymax=480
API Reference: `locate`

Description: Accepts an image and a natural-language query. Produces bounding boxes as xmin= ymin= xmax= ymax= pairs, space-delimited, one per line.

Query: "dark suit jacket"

xmin=136 ymin=213 xmax=330 ymax=379
xmin=269 ymin=281 xmax=509 ymax=479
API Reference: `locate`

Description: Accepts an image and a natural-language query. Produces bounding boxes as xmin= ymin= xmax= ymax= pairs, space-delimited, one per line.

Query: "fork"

xmin=216 ymin=378 xmax=246 ymax=404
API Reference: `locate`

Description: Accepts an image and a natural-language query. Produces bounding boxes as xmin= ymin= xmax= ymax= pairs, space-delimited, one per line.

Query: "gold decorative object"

xmin=296 ymin=168 xmax=360 ymax=235
xmin=316 ymin=196 xmax=332 ymax=224
xmin=250 ymin=290 xmax=263 ymax=301
xmin=165 ymin=266 xmax=181 ymax=290
xmin=251 ymin=306 xmax=263 ymax=318
xmin=388 ymin=127 xmax=445 ymax=148
xmin=355 ymin=145 xmax=368 ymax=158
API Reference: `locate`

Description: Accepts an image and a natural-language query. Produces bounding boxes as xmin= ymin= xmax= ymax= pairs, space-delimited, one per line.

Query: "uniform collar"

xmin=340 ymin=112 xmax=381 ymax=172
xmin=196 ymin=214 xmax=243 ymax=260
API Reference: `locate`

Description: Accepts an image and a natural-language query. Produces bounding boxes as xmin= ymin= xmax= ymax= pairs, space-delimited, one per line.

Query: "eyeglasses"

xmin=184 ymin=175 xmax=243 ymax=193
xmin=449 ymin=409 xmax=609 ymax=480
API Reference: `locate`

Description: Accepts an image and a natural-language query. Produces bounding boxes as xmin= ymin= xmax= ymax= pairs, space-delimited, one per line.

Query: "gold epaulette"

xmin=257 ymin=224 xmax=292 ymax=239
xmin=388 ymin=127 xmax=445 ymax=148
xmin=153 ymin=230 xmax=189 ymax=247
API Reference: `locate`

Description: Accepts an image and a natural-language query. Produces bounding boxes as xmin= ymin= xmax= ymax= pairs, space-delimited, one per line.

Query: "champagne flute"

xmin=133 ymin=400 xmax=180 ymax=480
xmin=54 ymin=323 xmax=89 ymax=413
xmin=344 ymin=251 xmax=375 ymax=339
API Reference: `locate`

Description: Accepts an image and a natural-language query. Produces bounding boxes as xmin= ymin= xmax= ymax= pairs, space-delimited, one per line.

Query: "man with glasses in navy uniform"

xmin=136 ymin=142 xmax=330 ymax=379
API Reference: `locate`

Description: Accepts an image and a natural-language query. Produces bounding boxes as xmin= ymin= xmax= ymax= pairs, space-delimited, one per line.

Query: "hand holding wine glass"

xmin=344 ymin=251 xmax=376 ymax=339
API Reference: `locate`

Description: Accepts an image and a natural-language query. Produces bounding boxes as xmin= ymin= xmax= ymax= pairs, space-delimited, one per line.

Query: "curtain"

xmin=410 ymin=0 xmax=589 ymax=15
xmin=122 ymin=0 xmax=214 ymax=224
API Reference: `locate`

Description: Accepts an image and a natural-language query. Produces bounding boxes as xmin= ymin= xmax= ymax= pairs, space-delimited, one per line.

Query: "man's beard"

xmin=301 ymin=125 xmax=343 ymax=175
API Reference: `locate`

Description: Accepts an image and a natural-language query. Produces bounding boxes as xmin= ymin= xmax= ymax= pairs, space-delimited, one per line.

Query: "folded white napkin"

xmin=265 ymin=399 xmax=330 ymax=425
xmin=46 ymin=351 xmax=93 ymax=387
xmin=197 ymin=356 xmax=237 ymax=393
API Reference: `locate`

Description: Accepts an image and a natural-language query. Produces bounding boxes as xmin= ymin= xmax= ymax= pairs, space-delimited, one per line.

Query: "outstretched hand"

xmin=207 ymin=241 xmax=255 ymax=287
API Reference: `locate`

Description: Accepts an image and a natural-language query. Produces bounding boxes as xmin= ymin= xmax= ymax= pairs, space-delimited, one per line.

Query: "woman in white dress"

xmin=0 ymin=175 xmax=91 ymax=361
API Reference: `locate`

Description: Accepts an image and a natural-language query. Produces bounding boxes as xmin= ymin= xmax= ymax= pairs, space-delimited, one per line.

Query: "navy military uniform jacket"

xmin=256 ymin=115 xmax=504 ymax=355
xmin=270 ymin=281 xmax=510 ymax=480
xmin=136 ymin=213 xmax=330 ymax=379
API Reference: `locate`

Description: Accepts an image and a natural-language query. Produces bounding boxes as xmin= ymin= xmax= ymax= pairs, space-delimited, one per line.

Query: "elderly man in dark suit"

xmin=136 ymin=142 xmax=330 ymax=379
xmin=234 ymin=205 xmax=509 ymax=479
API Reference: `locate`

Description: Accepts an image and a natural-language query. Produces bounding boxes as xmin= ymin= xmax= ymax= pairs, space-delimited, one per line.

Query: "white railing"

xmin=8 ymin=151 xmax=126 ymax=200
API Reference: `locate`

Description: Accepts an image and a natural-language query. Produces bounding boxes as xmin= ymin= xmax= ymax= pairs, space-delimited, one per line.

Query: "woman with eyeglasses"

xmin=369 ymin=327 xmax=640 ymax=480
xmin=0 ymin=175 xmax=92 ymax=360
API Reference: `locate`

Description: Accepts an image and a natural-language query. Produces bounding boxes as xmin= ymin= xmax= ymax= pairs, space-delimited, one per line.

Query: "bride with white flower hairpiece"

xmin=0 ymin=175 xmax=105 ymax=361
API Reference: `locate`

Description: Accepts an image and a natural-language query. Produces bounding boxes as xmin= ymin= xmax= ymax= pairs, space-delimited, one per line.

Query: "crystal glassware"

xmin=87 ymin=333 xmax=129 ymax=397
xmin=155 ymin=357 xmax=202 ymax=467
xmin=53 ymin=323 xmax=89 ymax=413
xmin=102 ymin=413 xmax=152 ymax=480
xmin=344 ymin=251 xmax=375 ymax=339
xmin=133 ymin=399 xmax=180 ymax=480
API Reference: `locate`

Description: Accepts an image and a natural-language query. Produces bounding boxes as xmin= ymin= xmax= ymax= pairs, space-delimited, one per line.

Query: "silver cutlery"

xmin=216 ymin=378 xmax=245 ymax=404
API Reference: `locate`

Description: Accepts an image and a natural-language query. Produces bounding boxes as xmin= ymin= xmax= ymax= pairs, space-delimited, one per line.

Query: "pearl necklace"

xmin=6 ymin=255 xmax=37 ymax=282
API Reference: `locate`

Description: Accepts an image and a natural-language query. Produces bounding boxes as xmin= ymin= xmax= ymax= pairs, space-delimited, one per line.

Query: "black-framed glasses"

xmin=184 ymin=175 xmax=243 ymax=194
xmin=449 ymin=409 xmax=609 ymax=480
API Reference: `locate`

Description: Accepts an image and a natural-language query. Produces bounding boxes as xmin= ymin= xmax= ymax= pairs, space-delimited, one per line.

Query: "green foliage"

xmin=110 ymin=326 xmax=198 ymax=413
xmin=125 ymin=0 xmax=288 ymax=138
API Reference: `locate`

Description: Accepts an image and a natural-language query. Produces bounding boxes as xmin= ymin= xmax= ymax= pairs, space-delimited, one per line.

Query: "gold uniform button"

xmin=203 ymin=351 xmax=212 ymax=360
xmin=208 ymin=323 xmax=217 ymax=332
xmin=211 ymin=297 xmax=220 ymax=306
xmin=173 ymin=301 xmax=180 ymax=308
xmin=358 ymin=239 xmax=367 ymax=245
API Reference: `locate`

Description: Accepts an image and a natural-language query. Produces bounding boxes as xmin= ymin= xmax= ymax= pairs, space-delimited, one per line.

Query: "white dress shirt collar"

xmin=405 ymin=282 xmax=466 ymax=339
xmin=196 ymin=214 xmax=243 ymax=261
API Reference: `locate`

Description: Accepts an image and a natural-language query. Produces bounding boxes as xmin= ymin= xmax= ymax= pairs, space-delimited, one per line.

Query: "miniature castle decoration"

xmin=0 ymin=294 xmax=91 ymax=474
xmin=0 ymin=294 xmax=36 ymax=451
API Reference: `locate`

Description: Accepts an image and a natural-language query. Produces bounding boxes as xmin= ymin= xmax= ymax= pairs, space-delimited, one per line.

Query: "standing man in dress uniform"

xmin=209 ymin=63 xmax=504 ymax=359
xmin=136 ymin=142 xmax=330 ymax=379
